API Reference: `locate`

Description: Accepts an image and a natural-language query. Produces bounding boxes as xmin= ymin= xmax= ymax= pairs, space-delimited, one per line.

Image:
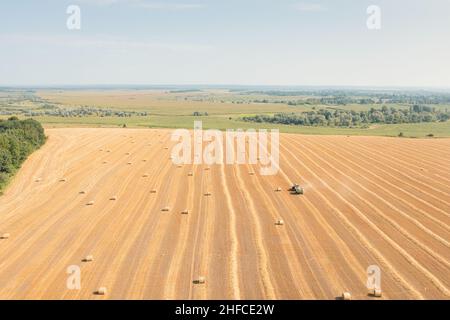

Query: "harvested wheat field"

xmin=0 ymin=128 xmax=449 ymax=300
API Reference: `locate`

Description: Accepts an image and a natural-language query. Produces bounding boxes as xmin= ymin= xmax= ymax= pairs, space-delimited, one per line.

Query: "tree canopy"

xmin=0 ymin=118 xmax=46 ymax=192
xmin=243 ymin=105 xmax=450 ymax=128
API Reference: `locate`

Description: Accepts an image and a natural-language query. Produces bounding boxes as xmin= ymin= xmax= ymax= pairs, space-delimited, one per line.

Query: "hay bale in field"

xmin=188 ymin=172 xmax=193 ymax=176
xmin=79 ymin=190 xmax=86 ymax=194
xmin=83 ymin=255 xmax=94 ymax=262
xmin=204 ymin=192 xmax=212 ymax=196
xmin=368 ymin=289 xmax=382 ymax=298
xmin=143 ymin=173 xmax=149 ymax=177
xmin=35 ymin=178 xmax=42 ymax=182
xmin=96 ymin=287 xmax=107 ymax=295
xmin=249 ymin=172 xmax=255 ymax=175
xmin=164 ymin=147 xmax=169 ymax=150
xmin=275 ymin=187 xmax=282 ymax=192
xmin=275 ymin=220 xmax=284 ymax=226
xmin=181 ymin=209 xmax=189 ymax=215
xmin=110 ymin=196 xmax=117 ymax=201
xmin=1 ymin=233 xmax=10 ymax=239
xmin=150 ymin=189 xmax=157 ymax=194
xmin=127 ymin=162 xmax=132 ymax=165
xmin=342 ymin=292 xmax=352 ymax=300
xmin=162 ymin=207 xmax=170 ymax=212
xmin=106 ymin=150 xmax=111 ymax=153
xmin=87 ymin=201 xmax=95 ymax=206
xmin=126 ymin=152 xmax=131 ymax=155
xmin=60 ymin=178 xmax=67 ymax=182
xmin=194 ymin=277 xmax=206 ymax=284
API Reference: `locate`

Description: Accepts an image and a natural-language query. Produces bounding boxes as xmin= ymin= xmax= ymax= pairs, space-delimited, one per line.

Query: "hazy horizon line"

xmin=2 ymin=84 xmax=450 ymax=92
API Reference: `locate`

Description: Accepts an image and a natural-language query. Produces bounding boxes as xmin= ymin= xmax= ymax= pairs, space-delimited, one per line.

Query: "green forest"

xmin=243 ymin=105 xmax=450 ymax=128
xmin=0 ymin=117 xmax=46 ymax=193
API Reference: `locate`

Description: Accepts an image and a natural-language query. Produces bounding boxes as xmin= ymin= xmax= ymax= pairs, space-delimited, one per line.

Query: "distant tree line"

xmin=242 ymin=105 xmax=450 ymax=127
xmin=0 ymin=117 xmax=46 ymax=192
xmin=193 ymin=111 xmax=209 ymax=116
xmin=0 ymin=106 xmax=148 ymax=118
xmin=242 ymin=89 xmax=450 ymax=106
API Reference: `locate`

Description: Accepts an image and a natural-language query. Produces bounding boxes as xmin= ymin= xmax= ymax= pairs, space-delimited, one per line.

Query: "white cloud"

xmin=75 ymin=0 xmax=205 ymax=10
xmin=0 ymin=34 xmax=213 ymax=53
xmin=135 ymin=3 xmax=205 ymax=10
xmin=75 ymin=0 xmax=124 ymax=5
xmin=293 ymin=2 xmax=326 ymax=12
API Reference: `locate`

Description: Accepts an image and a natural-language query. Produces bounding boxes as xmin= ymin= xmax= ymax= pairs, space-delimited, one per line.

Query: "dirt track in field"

xmin=0 ymin=128 xmax=449 ymax=300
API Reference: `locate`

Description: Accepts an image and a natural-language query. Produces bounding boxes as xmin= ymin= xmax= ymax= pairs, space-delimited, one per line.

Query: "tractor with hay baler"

xmin=290 ymin=183 xmax=304 ymax=195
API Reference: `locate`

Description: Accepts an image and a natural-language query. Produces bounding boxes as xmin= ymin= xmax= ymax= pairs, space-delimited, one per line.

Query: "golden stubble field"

xmin=0 ymin=128 xmax=449 ymax=299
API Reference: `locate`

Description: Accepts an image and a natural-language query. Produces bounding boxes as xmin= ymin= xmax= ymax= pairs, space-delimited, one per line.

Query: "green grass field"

xmin=10 ymin=114 xmax=446 ymax=138
xmin=1 ymin=89 xmax=450 ymax=138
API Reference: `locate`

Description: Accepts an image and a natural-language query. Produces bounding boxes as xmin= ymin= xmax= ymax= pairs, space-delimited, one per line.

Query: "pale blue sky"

xmin=1 ymin=0 xmax=449 ymax=87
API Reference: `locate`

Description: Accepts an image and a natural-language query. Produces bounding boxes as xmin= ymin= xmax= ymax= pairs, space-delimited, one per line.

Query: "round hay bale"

xmin=194 ymin=276 xmax=206 ymax=284
xmin=204 ymin=192 xmax=212 ymax=196
xmin=127 ymin=162 xmax=132 ymax=165
xmin=79 ymin=191 xmax=86 ymax=194
xmin=275 ymin=187 xmax=282 ymax=192
xmin=87 ymin=201 xmax=95 ymax=206
xmin=275 ymin=220 xmax=284 ymax=226
xmin=162 ymin=207 xmax=170 ymax=212
xmin=60 ymin=178 xmax=67 ymax=182
xmin=110 ymin=196 xmax=117 ymax=201
xmin=181 ymin=209 xmax=189 ymax=215
xmin=342 ymin=292 xmax=352 ymax=300
xmin=150 ymin=189 xmax=157 ymax=194
xmin=1 ymin=233 xmax=10 ymax=239
xmin=188 ymin=172 xmax=194 ymax=176
xmin=35 ymin=178 xmax=42 ymax=182
xmin=143 ymin=173 xmax=149 ymax=177
xmin=83 ymin=255 xmax=94 ymax=262
xmin=96 ymin=287 xmax=107 ymax=295
xmin=249 ymin=172 xmax=255 ymax=175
